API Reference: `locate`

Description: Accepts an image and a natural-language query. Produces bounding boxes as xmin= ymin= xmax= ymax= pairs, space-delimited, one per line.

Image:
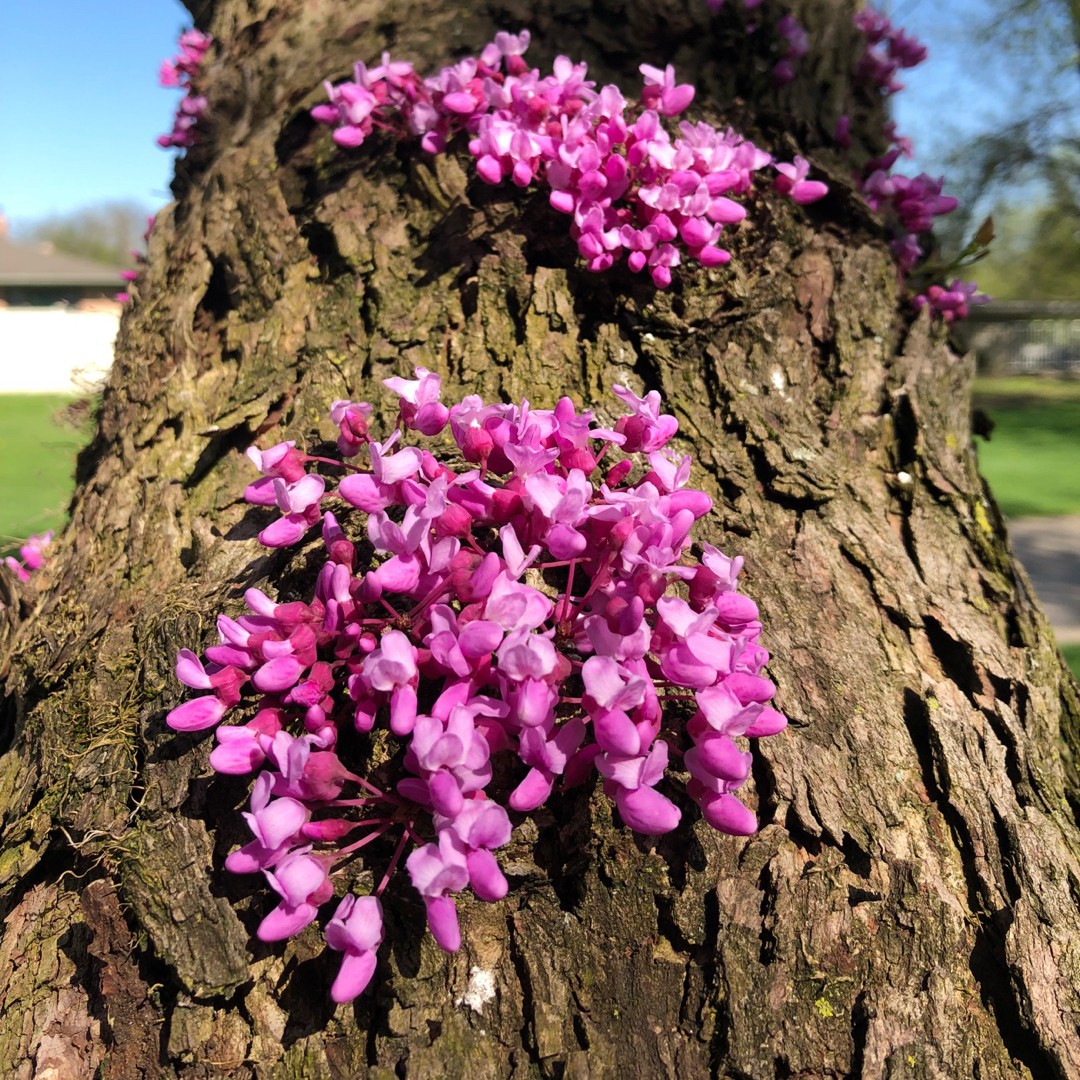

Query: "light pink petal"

xmin=458 ymin=620 xmax=503 ymax=658
xmin=377 ymin=446 xmax=424 ymax=485
xmin=442 ymin=91 xmax=477 ymax=114
xmin=175 ymin=649 xmax=212 ymax=689
xmin=372 ymin=553 xmax=421 ymax=593
xmin=467 ymin=848 xmax=508 ymax=901
xmin=272 ymin=855 xmax=327 ymax=905
xmin=390 ymin=684 xmax=418 ymax=736
xmin=253 ymin=655 xmax=305 ymax=693
xmin=592 ymin=709 xmax=641 ymax=756
xmin=509 ymin=767 xmax=554 ymax=811
xmin=333 ymin=126 xmax=367 ymax=149
xmin=744 ymin=707 xmax=787 ymax=737
xmin=424 ymin=895 xmax=461 ymax=952
xmin=285 ymin=474 xmax=326 ymax=512
xmin=581 ymin=655 xmax=624 ymax=708
xmin=331 ymin=950 xmax=378 ymax=1003
xmin=259 ymin=513 xmax=309 ymax=548
xmin=205 ymin=643 xmax=251 ymax=668
xmin=209 ymin=732 xmax=265 ymax=774
xmin=257 ymin=902 xmax=319 ymax=942
xmin=661 ymin=84 xmax=695 ymax=115
xmin=615 ymin=785 xmax=681 ymax=834
xmin=331 ymin=894 xmax=384 ymax=953
xmin=724 ymin=672 xmax=776 ymax=704
xmin=707 ymin=197 xmax=747 ymax=224
xmin=167 ymin=695 xmax=227 ymax=732
xmin=695 ymin=734 xmax=753 ymax=782
xmin=256 ymin=798 xmax=309 ymax=849
xmin=428 ymin=770 xmax=464 ymax=818
xmin=244 ymin=477 xmax=279 ymax=506
xmin=338 ymin=473 xmax=392 ymax=511
xmin=700 ymin=792 xmax=757 ymax=835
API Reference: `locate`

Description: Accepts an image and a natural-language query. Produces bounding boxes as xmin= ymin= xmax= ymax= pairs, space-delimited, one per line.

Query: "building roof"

xmin=0 ymin=236 xmax=122 ymax=287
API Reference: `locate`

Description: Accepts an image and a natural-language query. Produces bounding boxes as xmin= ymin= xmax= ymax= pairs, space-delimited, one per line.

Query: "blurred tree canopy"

xmin=16 ymin=199 xmax=149 ymax=267
xmin=916 ymin=0 xmax=1080 ymax=298
xmin=946 ymin=0 xmax=1080 ymax=223
xmin=973 ymin=161 xmax=1080 ymax=300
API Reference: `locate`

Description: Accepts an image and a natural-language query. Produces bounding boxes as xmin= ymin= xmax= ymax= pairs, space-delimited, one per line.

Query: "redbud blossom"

xmin=166 ymin=372 xmax=787 ymax=1001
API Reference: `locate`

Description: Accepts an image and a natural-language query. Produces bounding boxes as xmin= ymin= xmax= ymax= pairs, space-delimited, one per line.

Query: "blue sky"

xmin=0 ymin=1 xmax=1038 ymax=230
xmin=893 ymin=0 xmax=1027 ymax=176
xmin=0 ymin=1 xmax=189 ymax=226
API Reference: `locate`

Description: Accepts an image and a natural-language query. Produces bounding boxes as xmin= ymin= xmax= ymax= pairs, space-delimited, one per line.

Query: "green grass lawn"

xmin=973 ymin=377 xmax=1080 ymax=519
xmin=1062 ymin=644 xmax=1080 ymax=680
xmin=0 ymin=395 xmax=92 ymax=557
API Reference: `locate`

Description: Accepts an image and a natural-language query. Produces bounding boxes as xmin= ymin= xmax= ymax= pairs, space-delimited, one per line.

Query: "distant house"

xmin=0 ymin=214 xmax=121 ymax=394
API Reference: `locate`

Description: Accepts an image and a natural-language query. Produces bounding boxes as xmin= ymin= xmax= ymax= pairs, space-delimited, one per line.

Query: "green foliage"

xmin=973 ymin=378 xmax=1080 ymax=517
xmin=942 ymin=0 xmax=1080 ymax=225
xmin=966 ymin=168 xmax=1080 ymax=299
xmin=18 ymin=200 xmax=150 ymax=268
xmin=0 ymin=396 xmax=92 ymax=556
xmin=1062 ymin=642 xmax=1080 ymax=678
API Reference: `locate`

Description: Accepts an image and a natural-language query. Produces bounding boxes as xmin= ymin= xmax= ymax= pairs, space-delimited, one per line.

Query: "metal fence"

xmin=956 ymin=301 xmax=1080 ymax=374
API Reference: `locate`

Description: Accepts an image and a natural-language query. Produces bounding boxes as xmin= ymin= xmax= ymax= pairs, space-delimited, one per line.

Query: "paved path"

xmin=1009 ymin=516 xmax=1080 ymax=644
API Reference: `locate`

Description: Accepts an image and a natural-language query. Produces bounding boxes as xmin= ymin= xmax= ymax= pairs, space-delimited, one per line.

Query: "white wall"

xmin=0 ymin=307 xmax=117 ymax=394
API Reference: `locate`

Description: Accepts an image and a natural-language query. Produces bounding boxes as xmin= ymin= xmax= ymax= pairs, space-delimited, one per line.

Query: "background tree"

xmin=1 ymin=1 xmax=1079 ymax=1078
xmin=891 ymin=0 xmax=1080 ymax=301
xmin=968 ymin=160 xmax=1080 ymax=299
xmin=16 ymin=198 xmax=151 ymax=267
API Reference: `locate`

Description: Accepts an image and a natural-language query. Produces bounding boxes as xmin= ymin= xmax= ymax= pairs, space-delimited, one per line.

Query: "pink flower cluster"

xmin=848 ymin=9 xmax=986 ymax=319
xmin=912 ymin=279 xmax=986 ymax=323
xmin=157 ymin=29 xmax=212 ymax=149
xmin=167 ymin=371 xmax=786 ymax=1001
xmin=4 ymin=531 xmax=52 ymax=584
xmin=851 ymin=11 xmax=956 ymax=274
xmin=862 ymin=166 xmax=958 ymax=273
xmin=773 ymin=15 xmax=809 ymax=86
xmin=854 ymin=7 xmax=928 ymax=94
xmin=311 ymin=31 xmax=826 ymax=288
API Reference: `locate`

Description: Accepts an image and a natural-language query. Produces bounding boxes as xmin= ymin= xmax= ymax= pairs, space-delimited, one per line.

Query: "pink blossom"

xmin=308 ymin=33 xmax=826 ymax=288
xmin=326 ymin=895 xmax=384 ymax=1003
xmin=258 ymin=850 xmax=333 ymax=941
xmin=167 ymin=378 xmax=787 ymax=999
xmin=774 ymin=157 xmax=828 ymax=205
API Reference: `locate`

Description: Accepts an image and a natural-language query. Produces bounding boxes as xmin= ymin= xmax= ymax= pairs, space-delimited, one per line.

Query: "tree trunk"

xmin=2 ymin=2 xmax=1079 ymax=1077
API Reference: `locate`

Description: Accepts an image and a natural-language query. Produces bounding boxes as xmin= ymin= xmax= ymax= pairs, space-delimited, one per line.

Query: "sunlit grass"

xmin=1062 ymin=644 xmax=1080 ymax=680
xmin=0 ymin=395 xmax=92 ymax=556
xmin=973 ymin=377 xmax=1080 ymax=518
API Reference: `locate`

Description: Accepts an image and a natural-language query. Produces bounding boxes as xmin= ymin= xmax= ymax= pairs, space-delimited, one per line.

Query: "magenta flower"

xmin=639 ymin=64 xmax=695 ymax=117
xmin=774 ymin=157 xmax=828 ymax=205
xmin=407 ymin=832 xmax=470 ymax=951
xmin=329 ymin=400 xmax=374 ymax=456
xmin=326 ymin=895 xmax=384 ymax=1002
xmin=166 ymin=376 xmax=787 ymax=1002
xmin=384 ymin=367 xmax=451 ymax=435
xmin=258 ymin=850 xmax=333 ymax=941
xmin=158 ymin=29 xmax=212 ymax=150
xmin=308 ymin=32 xmax=827 ymax=289
xmin=4 ymin=530 xmax=53 ymax=583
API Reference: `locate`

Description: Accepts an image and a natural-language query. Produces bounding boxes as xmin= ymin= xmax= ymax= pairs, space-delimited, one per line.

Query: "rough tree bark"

xmin=2 ymin=1 xmax=1079 ymax=1077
